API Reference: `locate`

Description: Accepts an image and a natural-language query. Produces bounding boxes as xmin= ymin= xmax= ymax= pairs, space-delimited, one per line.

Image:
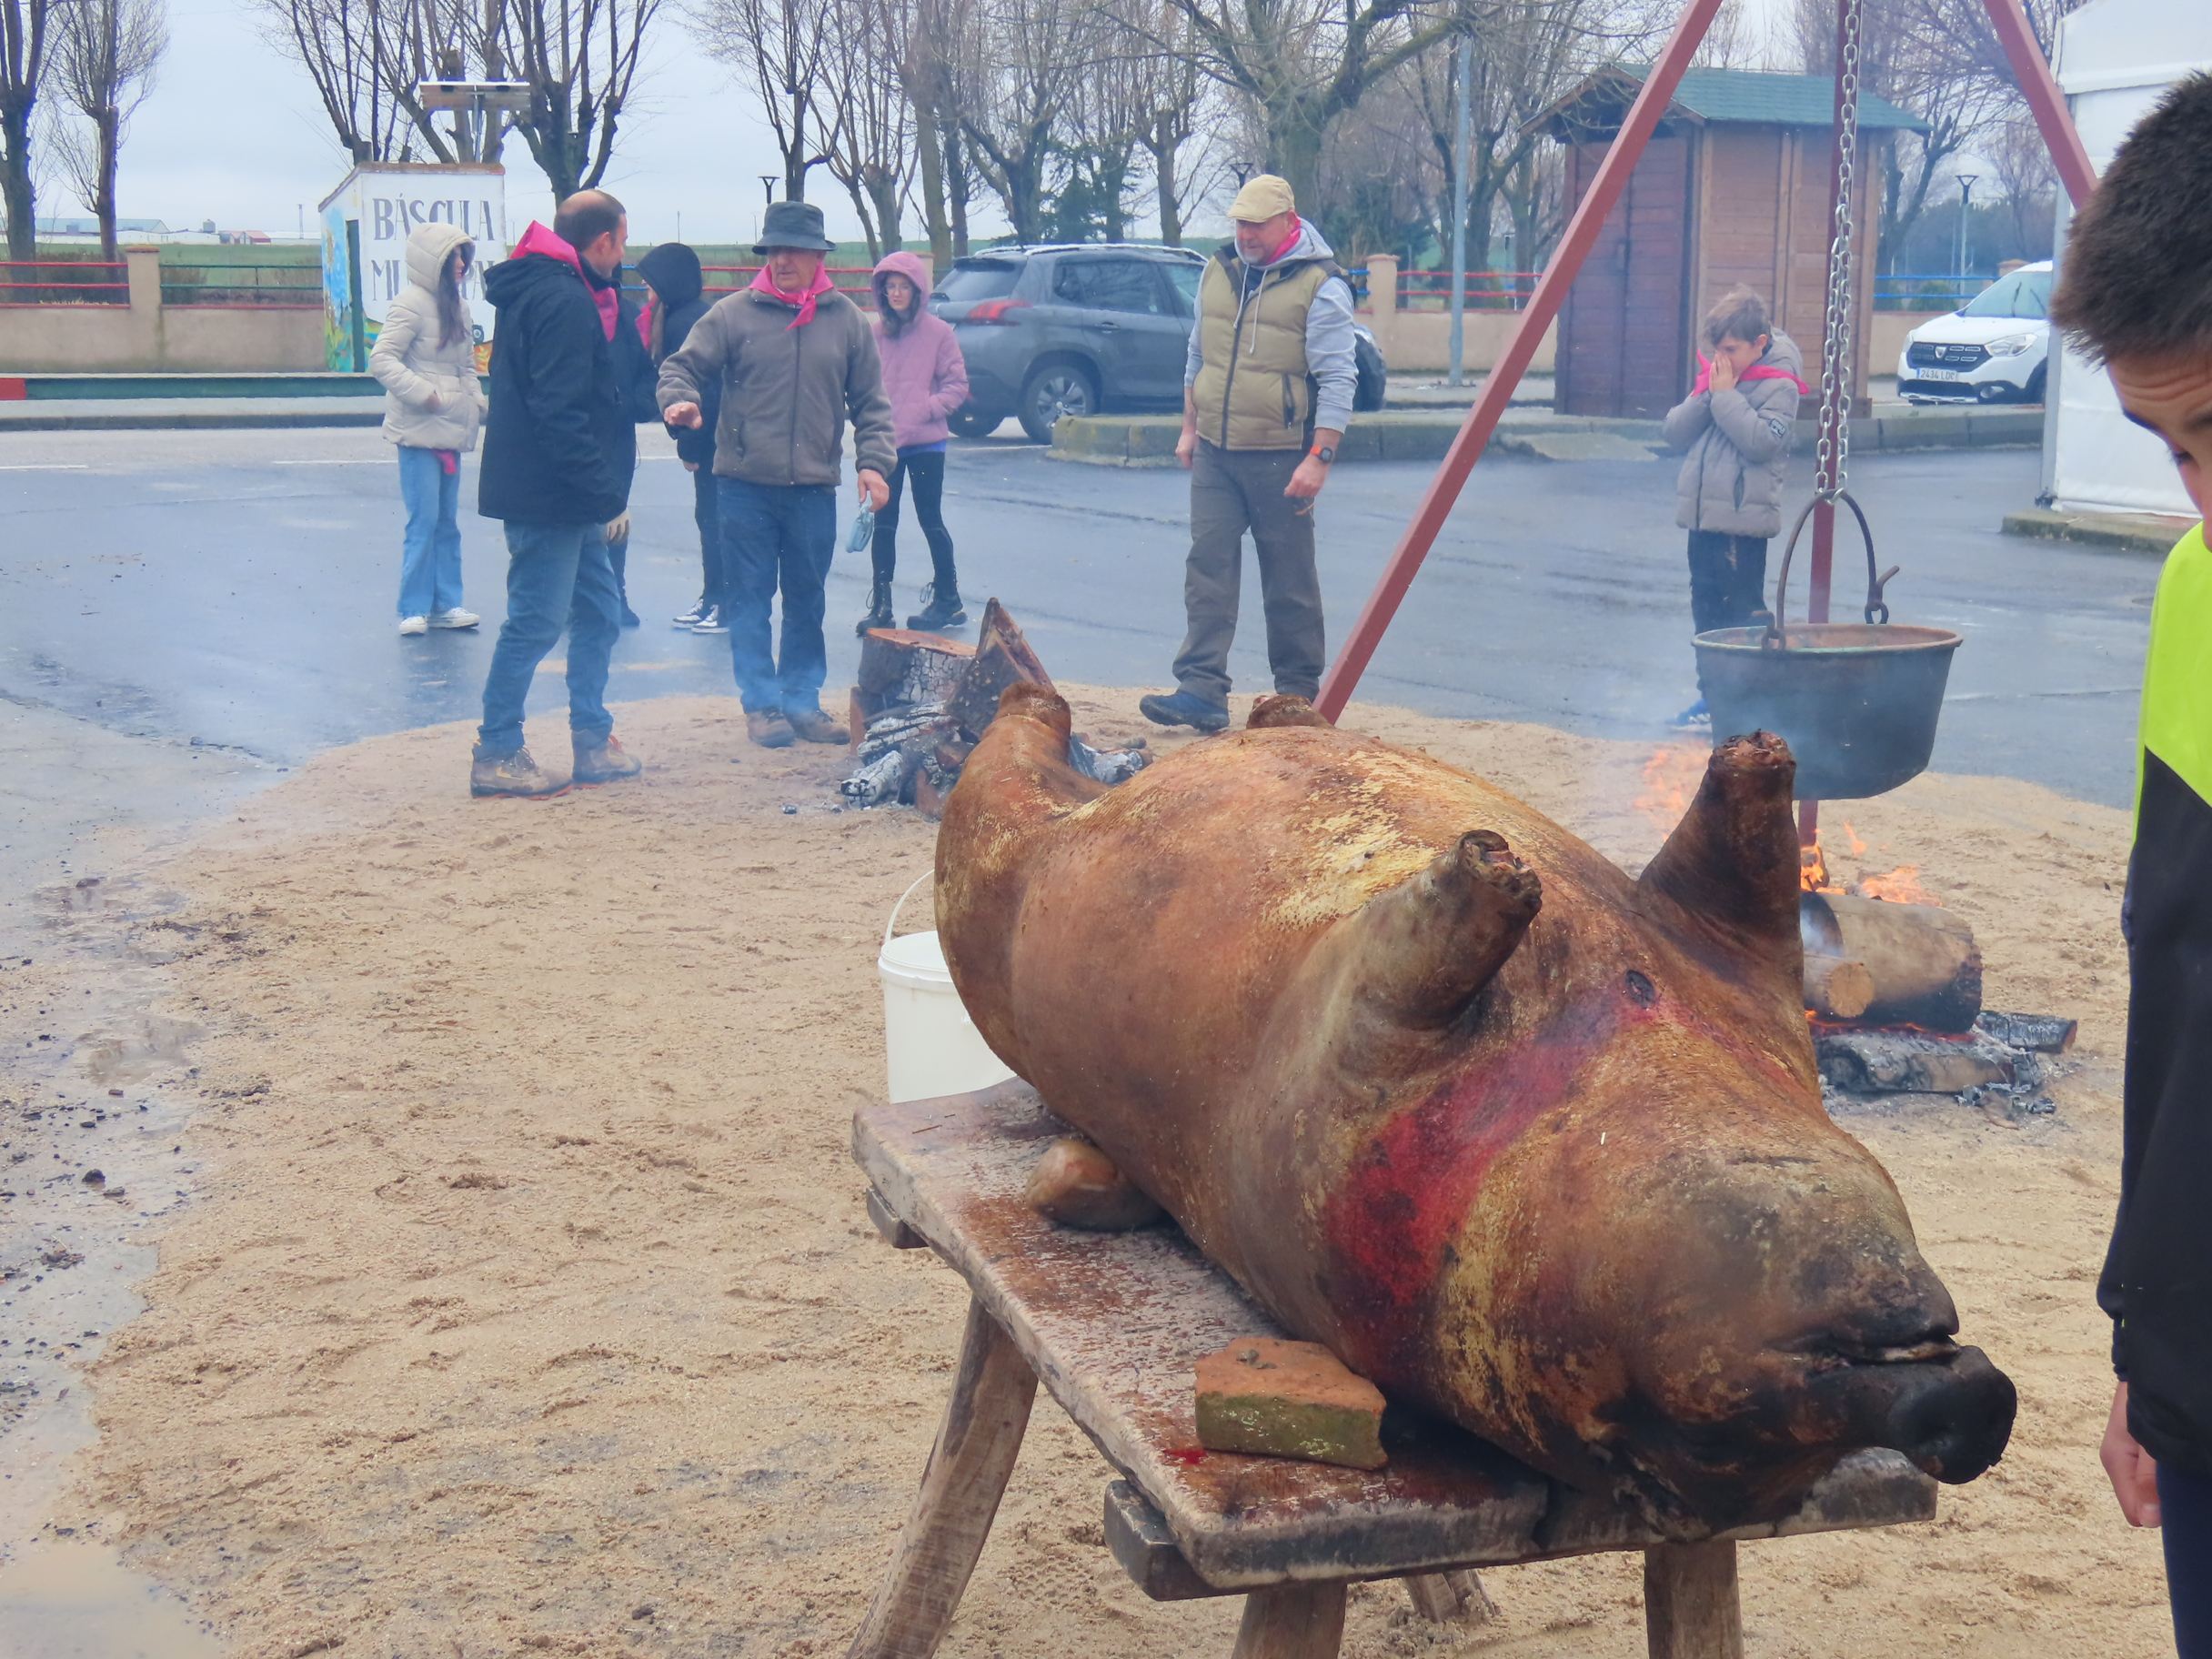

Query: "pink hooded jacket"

xmin=870 ymin=250 xmax=970 ymax=451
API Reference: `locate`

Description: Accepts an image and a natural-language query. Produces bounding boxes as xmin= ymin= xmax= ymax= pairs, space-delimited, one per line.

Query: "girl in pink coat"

xmin=860 ymin=251 xmax=971 ymax=633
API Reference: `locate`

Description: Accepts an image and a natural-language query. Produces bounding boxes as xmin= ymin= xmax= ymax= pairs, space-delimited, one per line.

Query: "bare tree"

xmin=51 ymin=0 xmax=167 ymax=258
xmin=951 ymin=0 xmax=1093 ymax=243
xmin=254 ymin=0 xmax=415 ymax=163
xmin=1983 ymin=108 xmax=2055 ymax=260
xmin=488 ymin=0 xmax=660 ymax=200
xmin=1 ymin=0 xmax=62 ymax=257
xmin=1146 ymin=0 xmax=1462 ymax=208
xmin=812 ymin=0 xmax=915 ymax=256
xmin=690 ymin=0 xmax=831 ymax=200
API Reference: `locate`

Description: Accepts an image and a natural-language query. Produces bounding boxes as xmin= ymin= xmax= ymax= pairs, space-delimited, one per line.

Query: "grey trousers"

xmin=1172 ymin=439 xmax=1325 ymax=705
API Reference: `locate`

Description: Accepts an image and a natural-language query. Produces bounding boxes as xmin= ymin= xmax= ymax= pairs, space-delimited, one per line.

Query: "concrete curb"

xmin=1050 ymin=407 xmax=2042 ymax=466
xmin=2000 ymin=507 xmax=2187 ymax=558
xmin=0 ymin=407 xmax=386 ymax=432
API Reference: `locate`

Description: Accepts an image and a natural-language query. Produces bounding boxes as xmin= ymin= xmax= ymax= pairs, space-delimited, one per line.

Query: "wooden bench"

xmin=848 ymin=1082 xmax=1937 ymax=1658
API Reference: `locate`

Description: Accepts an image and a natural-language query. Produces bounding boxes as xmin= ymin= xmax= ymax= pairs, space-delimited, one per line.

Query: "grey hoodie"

xmin=1662 ymin=329 xmax=1805 ymax=538
xmin=1182 ymin=219 xmax=1360 ymax=434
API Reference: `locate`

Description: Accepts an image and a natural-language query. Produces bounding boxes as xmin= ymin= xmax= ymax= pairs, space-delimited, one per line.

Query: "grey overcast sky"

xmin=119 ymin=0 xmax=1812 ymax=246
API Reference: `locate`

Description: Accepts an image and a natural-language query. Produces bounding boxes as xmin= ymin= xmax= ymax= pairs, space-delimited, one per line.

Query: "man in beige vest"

xmin=1141 ymin=175 xmax=1358 ymax=732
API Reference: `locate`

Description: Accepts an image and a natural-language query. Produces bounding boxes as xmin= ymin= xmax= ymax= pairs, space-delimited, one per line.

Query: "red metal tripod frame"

xmin=1312 ymin=0 xmax=1729 ymax=720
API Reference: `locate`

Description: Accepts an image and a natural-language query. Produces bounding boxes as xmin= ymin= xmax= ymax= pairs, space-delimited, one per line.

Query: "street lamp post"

xmin=1954 ymin=173 xmax=1979 ymax=300
xmin=1228 ymin=160 xmax=1255 ymax=187
xmin=757 ymin=175 xmax=779 ymax=246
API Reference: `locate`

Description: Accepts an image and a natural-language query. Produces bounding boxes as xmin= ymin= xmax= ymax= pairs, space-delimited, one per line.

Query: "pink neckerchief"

xmin=1248 ymin=214 xmax=1304 ymax=270
xmin=751 ymin=265 xmax=836 ymax=330
xmin=1693 ymin=350 xmax=1811 ymax=397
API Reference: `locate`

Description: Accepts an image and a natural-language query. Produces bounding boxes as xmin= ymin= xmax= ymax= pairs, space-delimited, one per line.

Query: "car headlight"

xmin=1984 ymin=333 xmax=2036 ymax=357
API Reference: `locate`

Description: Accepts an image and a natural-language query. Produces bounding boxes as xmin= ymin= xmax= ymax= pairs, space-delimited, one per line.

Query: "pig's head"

xmin=1318 ymin=733 xmax=2015 ymax=1528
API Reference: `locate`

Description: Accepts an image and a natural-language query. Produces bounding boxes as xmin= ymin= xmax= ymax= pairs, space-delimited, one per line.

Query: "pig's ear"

xmin=1638 ymin=732 xmax=1801 ymax=959
xmin=1353 ymin=830 xmax=1543 ymax=1027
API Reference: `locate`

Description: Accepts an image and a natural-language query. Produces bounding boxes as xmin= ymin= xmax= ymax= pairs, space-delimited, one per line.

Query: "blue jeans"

xmin=719 ymin=477 xmax=836 ymax=713
xmin=2164 ymin=1461 xmax=2212 ymax=1657
xmin=477 ymin=520 xmax=620 ymax=753
xmin=397 ymin=446 xmax=465 ymax=618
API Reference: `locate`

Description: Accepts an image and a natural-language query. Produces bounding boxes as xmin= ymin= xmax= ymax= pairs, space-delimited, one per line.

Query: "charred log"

xmin=1801 ymin=891 xmax=1982 ymax=1033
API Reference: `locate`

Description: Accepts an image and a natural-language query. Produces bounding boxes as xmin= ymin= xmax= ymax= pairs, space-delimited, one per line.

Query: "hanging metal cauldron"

xmin=1695 ymin=491 xmax=1961 ymax=800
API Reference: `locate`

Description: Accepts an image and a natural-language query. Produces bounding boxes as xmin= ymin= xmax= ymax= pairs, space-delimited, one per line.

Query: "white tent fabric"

xmin=2043 ymin=0 xmax=2212 ymax=520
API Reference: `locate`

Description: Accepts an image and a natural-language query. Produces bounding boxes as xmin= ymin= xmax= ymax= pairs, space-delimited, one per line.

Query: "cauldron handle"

xmin=1765 ymin=488 xmax=1898 ymax=649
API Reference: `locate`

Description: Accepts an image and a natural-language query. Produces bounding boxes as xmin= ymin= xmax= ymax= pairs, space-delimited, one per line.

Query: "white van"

xmin=1895 ymin=260 xmax=2054 ymax=405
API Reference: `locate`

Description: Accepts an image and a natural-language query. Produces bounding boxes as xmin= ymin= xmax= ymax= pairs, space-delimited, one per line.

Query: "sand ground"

xmin=10 ymin=689 xmax=2176 ymax=1656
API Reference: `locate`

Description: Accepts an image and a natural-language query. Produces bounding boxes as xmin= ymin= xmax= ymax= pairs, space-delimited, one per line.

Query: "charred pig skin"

xmin=934 ymin=686 xmax=2015 ymax=1526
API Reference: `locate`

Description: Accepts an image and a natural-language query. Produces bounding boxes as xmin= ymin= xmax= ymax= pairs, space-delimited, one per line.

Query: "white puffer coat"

xmin=368 ymin=221 xmax=488 ymax=451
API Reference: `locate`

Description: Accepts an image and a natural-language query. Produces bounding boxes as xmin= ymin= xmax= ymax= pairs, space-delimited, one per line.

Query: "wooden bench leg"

xmin=846 ymin=1297 xmax=1039 ymax=1659
xmin=1232 ymin=1583 xmax=1347 ymax=1657
xmin=1643 ymin=1541 xmax=1744 ymax=1659
xmin=1404 ymin=1568 xmax=1499 ymax=1624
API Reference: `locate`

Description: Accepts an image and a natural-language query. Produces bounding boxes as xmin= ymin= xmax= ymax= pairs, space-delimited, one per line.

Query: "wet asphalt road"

xmin=0 ymin=423 xmax=2157 ymax=900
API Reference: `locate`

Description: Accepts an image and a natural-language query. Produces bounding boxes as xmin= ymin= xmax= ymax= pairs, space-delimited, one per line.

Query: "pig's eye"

xmin=1624 ymin=970 xmax=1656 ymax=1007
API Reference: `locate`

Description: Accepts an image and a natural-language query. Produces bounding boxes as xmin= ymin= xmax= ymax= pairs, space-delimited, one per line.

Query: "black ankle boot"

xmin=857 ymin=578 xmax=895 ymax=636
xmin=906 ymin=580 xmax=968 ymax=631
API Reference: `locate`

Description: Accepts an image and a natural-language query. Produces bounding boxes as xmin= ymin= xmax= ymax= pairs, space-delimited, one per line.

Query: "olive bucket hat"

xmin=754 ymin=199 xmax=837 ymax=255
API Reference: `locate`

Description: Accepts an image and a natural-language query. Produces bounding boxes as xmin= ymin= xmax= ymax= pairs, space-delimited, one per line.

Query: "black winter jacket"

xmin=478 ymin=229 xmax=628 ymax=527
xmin=637 ymin=242 xmax=718 ymax=470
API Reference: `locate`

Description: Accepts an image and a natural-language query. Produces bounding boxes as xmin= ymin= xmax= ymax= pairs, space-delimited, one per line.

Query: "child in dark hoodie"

xmin=638 ymin=241 xmax=726 ymax=632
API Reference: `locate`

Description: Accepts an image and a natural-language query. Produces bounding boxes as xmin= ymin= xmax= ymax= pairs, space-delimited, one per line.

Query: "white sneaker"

xmin=430 ymin=608 xmax=480 ymax=629
xmin=398 ymin=615 xmax=429 ymax=636
xmin=673 ymin=601 xmax=708 ymax=627
xmin=692 ymin=605 xmax=729 ymax=635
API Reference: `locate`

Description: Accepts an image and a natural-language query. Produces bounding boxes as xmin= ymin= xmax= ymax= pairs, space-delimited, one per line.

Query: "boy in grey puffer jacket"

xmin=1660 ymin=287 xmax=1807 ymax=728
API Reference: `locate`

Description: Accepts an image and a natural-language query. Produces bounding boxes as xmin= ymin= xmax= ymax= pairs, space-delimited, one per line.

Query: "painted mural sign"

xmin=319 ymin=164 xmax=511 ymax=372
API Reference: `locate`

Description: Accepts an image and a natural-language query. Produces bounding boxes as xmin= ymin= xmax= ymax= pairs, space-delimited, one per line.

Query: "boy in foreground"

xmin=2049 ymin=70 xmax=2212 ymax=1656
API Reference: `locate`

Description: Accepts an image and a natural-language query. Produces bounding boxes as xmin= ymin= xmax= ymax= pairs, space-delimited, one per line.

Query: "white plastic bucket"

xmin=879 ymin=874 xmax=1016 ymax=1104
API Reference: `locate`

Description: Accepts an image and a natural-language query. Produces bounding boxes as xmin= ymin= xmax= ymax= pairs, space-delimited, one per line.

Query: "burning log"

xmin=839 ymin=600 xmax=1150 ymax=812
xmin=1817 ymin=1027 xmax=2042 ymax=1098
xmin=1801 ymin=890 xmax=1982 ymax=1033
xmin=1803 ymin=955 xmax=1875 ymax=1022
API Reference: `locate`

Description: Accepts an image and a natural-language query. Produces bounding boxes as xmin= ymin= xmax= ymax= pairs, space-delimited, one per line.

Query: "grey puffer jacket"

xmin=1662 ymin=330 xmax=1805 ymax=538
xmin=656 ymin=286 xmax=897 ymax=488
xmin=369 ymin=221 xmax=487 ymax=452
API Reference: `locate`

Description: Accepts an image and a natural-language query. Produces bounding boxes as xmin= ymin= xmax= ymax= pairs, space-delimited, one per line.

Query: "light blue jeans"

xmin=476 ymin=521 xmax=621 ymax=754
xmin=397 ymin=445 xmax=464 ymax=619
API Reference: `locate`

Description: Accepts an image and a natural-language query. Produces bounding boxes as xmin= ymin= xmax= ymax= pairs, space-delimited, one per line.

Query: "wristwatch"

xmin=1310 ymin=443 xmax=1337 ymax=464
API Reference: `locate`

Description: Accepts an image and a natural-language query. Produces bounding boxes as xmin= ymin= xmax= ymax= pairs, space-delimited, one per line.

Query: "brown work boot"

xmin=573 ymin=732 xmax=643 ymax=784
xmin=788 ymin=705 xmax=850 ymax=745
xmin=746 ymin=709 xmax=796 ymax=749
xmin=470 ymin=743 xmax=568 ymax=799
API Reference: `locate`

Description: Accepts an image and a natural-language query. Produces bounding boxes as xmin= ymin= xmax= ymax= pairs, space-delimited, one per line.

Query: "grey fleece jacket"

xmin=1662 ymin=329 xmax=1805 ymax=538
xmin=657 ymin=286 xmax=898 ymax=488
xmin=1182 ymin=220 xmax=1359 ymax=434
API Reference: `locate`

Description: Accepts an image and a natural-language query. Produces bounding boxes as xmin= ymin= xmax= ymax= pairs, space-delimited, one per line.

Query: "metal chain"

xmin=1814 ymin=0 xmax=1865 ymax=501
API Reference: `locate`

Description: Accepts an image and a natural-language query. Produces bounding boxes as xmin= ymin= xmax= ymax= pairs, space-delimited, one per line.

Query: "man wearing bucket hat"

xmin=660 ymin=200 xmax=896 ymax=749
xmin=1140 ymin=173 xmax=1358 ymax=734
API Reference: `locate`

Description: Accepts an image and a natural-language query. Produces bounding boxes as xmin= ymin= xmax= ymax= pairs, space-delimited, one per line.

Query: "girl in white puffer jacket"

xmin=370 ymin=221 xmax=490 ymax=635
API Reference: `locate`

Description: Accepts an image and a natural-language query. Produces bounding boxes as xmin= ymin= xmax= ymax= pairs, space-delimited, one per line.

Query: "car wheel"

xmin=2024 ymin=365 xmax=2047 ymax=405
xmin=1019 ymin=362 xmax=1099 ymax=443
xmin=949 ymin=407 xmax=1001 ymax=439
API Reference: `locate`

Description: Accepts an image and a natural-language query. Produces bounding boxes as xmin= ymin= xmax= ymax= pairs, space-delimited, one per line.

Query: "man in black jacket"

xmin=2051 ymin=73 xmax=2212 ymax=1657
xmin=472 ymin=189 xmax=644 ymax=798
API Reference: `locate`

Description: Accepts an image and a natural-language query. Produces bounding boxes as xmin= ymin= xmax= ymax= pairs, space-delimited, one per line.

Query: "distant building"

xmin=37 ymin=216 xmax=176 ymax=241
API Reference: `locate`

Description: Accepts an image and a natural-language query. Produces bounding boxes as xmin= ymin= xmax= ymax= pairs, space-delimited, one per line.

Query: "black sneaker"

xmin=906 ymin=582 xmax=968 ymax=631
xmin=673 ymin=600 xmax=709 ymax=628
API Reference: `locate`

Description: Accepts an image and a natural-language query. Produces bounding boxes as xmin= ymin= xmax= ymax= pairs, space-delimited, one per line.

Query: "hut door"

xmin=1558 ymin=133 xmax=1694 ymax=419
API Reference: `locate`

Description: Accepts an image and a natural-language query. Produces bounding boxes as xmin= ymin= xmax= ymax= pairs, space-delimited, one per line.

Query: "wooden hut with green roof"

xmin=1543 ymin=65 xmax=1925 ymax=418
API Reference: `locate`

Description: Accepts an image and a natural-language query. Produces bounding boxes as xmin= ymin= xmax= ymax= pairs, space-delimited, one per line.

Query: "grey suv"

xmin=932 ymin=244 xmax=1206 ymax=441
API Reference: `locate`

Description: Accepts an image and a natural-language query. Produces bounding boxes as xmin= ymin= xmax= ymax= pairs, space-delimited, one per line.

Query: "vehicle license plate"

xmin=1915 ymin=367 xmax=1964 ymax=382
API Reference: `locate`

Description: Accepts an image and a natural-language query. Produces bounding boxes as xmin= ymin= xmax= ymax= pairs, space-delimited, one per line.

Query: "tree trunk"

xmin=945 ymin=121 xmax=970 ymax=256
xmin=1267 ymin=98 xmax=1327 ymax=213
xmin=914 ymin=102 xmax=951 ymax=266
xmin=95 ymin=106 xmax=120 ymax=262
xmin=867 ymin=170 xmax=904 ymax=256
xmin=786 ymin=83 xmax=809 ymax=200
xmin=0 ymin=98 xmax=35 ymax=263
xmin=850 ymin=182 xmax=882 ymax=263
xmin=1149 ymin=121 xmax=1181 ymax=246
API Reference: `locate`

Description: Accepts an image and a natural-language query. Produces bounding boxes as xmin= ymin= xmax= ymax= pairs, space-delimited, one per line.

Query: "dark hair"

xmin=437 ymin=243 xmax=470 ymax=348
xmin=2050 ymin=73 xmax=2212 ymax=367
xmin=554 ymin=190 xmax=626 ymax=257
xmin=1703 ymin=287 xmax=1770 ymax=350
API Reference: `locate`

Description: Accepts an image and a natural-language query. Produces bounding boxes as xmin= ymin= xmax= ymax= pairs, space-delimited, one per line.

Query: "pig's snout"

xmin=1828 ymin=1343 xmax=2017 ymax=1484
